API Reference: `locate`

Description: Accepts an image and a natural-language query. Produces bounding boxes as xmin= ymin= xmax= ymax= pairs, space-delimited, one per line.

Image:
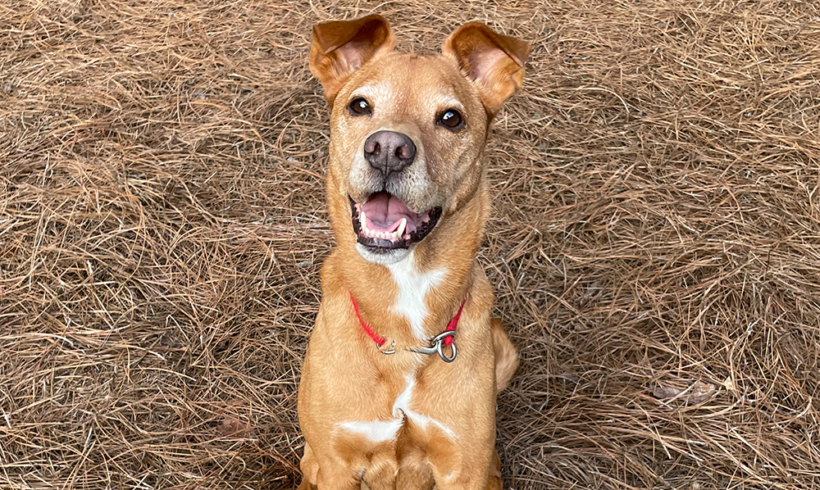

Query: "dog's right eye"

xmin=348 ymin=98 xmax=372 ymax=116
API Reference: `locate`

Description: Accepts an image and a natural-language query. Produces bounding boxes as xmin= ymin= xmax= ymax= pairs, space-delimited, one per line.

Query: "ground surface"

xmin=2 ymin=0 xmax=820 ymax=488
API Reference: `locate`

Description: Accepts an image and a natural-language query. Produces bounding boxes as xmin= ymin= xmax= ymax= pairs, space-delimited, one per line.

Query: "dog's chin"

xmin=355 ymin=243 xmax=414 ymax=265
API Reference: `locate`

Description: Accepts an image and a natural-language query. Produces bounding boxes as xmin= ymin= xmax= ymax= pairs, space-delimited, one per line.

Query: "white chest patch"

xmin=338 ymin=419 xmax=403 ymax=443
xmin=338 ymin=375 xmax=455 ymax=443
xmin=386 ymin=251 xmax=447 ymax=340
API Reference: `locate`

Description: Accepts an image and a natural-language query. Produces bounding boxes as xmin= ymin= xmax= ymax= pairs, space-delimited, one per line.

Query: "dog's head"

xmin=311 ymin=15 xmax=529 ymax=264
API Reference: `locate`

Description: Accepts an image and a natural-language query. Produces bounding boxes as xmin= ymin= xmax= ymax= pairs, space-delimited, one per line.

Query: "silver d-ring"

xmin=435 ymin=336 xmax=457 ymax=363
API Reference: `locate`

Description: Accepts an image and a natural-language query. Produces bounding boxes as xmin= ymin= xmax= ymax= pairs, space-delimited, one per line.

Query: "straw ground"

xmin=2 ymin=0 xmax=820 ymax=488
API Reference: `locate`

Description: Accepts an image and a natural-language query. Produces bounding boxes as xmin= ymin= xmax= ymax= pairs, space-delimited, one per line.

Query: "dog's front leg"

xmin=297 ymin=442 xmax=320 ymax=490
xmin=426 ymin=442 xmax=498 ymax=490
xmin=298 ymin=442 xmax=363 ymax=490
xmin=433 ymin=470 xmax=494 ymax=490
xmin=359 ymin=452 xmax=400 ymax=490
xmin=314 ymin=465 xmax=362 ymax=490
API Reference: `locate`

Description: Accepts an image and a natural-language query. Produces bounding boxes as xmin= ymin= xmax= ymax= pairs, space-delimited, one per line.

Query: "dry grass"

xmin=2 ymin=0 xmax=820 ymax=488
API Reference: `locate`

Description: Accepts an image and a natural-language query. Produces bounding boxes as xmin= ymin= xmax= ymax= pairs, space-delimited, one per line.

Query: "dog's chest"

xmin=338 ymin=374 xmax=455 ymax=443
xmin=339 ymin=253 xmax=453 ymax=441
xmin=386 ymin=252 xmax=447 ymax=341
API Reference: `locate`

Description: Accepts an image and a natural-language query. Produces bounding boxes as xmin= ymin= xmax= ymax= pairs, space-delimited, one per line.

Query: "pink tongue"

xmin=361 ymin=192 xmax=418 ymax=232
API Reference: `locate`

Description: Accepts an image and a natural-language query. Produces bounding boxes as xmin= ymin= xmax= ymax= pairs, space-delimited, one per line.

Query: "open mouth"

xmin=350 ymin=192 xmax=442 ymax=253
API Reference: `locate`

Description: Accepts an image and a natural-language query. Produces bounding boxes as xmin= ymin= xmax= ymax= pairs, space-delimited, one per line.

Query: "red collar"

xmin=349 ymin=292 xmax=465 ymax=360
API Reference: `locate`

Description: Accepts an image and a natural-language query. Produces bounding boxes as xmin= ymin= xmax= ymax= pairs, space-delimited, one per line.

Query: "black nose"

xmin=363 ymin=131 xmax=416 ymax=176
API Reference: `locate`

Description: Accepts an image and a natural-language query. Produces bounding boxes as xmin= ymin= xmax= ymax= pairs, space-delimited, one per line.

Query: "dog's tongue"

xmin=361 ymin=192 xmax=419 ymax=232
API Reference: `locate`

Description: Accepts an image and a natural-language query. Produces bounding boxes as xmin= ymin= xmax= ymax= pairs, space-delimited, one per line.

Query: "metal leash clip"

xmin=408 ymin=331 xmax=457 ymax=363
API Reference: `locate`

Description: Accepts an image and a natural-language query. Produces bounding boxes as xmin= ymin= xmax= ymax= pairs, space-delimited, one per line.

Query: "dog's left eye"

xmin=437 ymin=109 xmax=464 ymax=131
xmin=348 ymin=97 xmax=372 ymax=116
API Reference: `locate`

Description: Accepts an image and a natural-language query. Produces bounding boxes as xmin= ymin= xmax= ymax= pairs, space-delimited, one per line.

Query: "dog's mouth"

xmin=350 ymin=192 xmax=442 ymax=253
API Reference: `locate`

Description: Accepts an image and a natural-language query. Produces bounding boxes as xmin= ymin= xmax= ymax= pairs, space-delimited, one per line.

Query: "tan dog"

xmin=297 ymin=14 xmax=529 ymax=490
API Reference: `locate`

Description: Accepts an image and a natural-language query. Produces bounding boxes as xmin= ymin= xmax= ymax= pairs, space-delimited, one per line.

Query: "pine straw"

xmin=2 ymin=0 xmax=820 ymax=488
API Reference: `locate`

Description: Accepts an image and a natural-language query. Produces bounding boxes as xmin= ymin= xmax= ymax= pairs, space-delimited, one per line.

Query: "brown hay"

xmin=2 ymin=0 xmax=820 ymax=488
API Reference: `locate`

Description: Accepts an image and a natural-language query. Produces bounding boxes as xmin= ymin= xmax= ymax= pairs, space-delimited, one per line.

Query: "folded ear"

xmin=310 ymin=15 xmax=395 ymax=106
xmin=443 ymin=23 xmax=529 ymax=117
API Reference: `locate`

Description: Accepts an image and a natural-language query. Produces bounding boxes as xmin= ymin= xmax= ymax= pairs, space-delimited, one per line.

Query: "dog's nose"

xmin=363 ymin=131 xmax=416 ymax=176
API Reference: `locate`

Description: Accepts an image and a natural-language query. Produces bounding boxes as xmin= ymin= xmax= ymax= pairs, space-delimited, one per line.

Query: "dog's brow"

xmin=351 ymin=83 xmax=394 ymax=102
xmin=437 ymin=94 xmax=464 ymax=111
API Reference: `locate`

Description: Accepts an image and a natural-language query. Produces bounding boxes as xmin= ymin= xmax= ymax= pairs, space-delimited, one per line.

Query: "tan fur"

xmin=491 ymin=318 xmax=519 ymax=392
xmin=297 ymin=15 xmax=528 ymax=490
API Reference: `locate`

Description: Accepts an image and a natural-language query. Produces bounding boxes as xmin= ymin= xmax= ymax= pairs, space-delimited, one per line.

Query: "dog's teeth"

xmin=396 ymin=218 xmax=406 ymax=237
xmin=360 ymin=211 xmax=368 ymax=234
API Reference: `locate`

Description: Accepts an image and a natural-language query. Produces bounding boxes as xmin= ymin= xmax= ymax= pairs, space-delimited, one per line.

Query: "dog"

xmin=297 ymin=14 xmax=529 ymax=490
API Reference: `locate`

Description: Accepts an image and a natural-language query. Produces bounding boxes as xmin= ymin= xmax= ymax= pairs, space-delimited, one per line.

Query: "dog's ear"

xmin=444 ymin=23 xmax=529 ymax=117
xmin=310 ymin=15 xmax=395 ymax=106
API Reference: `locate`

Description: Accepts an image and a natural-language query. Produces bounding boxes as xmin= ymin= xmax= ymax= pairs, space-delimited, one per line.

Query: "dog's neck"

xmin=326 ymin=178 xmax=489 ymax=344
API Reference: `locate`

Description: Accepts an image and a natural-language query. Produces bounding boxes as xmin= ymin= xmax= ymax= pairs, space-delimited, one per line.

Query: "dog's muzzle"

xmin=350 ymin=193 xmax=441 ymax=253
